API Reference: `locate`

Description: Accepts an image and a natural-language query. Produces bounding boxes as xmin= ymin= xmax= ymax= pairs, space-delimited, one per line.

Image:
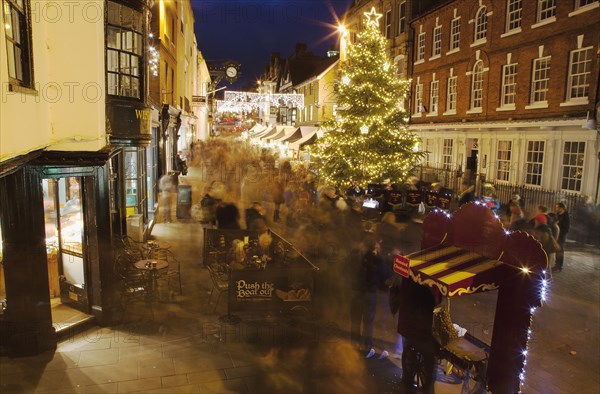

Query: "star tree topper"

xmin=364 ymin=7 xmax=383 ymax=28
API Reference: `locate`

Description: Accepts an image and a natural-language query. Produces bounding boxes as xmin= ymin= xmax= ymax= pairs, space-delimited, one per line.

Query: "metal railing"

xmin=415 ymin=165 xmax=598 ymax=246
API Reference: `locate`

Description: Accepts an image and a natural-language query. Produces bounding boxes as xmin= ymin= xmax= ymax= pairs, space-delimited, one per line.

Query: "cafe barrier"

xmin=203 ymin=228 xmax=319 ymax=315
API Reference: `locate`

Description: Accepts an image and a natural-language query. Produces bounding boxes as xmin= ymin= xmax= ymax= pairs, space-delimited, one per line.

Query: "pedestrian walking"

xmin=159 ymin=174 xmax=174 ymax=223
xmin=350 ymin=234 xmax=391 ymax=359
xmin=271 ymin=176 xmax=285 ymax=223
xmin=397 ymin=278 xmax=439 ymax=394
xmin=553 ymin=202 xmax=570 ymax=273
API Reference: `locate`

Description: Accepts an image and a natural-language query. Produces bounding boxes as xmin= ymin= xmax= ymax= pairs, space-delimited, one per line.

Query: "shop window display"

xmin=43 ymin=178 xmax=86 ymax=296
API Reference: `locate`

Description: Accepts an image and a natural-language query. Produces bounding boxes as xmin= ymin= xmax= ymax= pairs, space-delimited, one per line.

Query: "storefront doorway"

xmin=43 ymin=177 xmax=93 ymax=332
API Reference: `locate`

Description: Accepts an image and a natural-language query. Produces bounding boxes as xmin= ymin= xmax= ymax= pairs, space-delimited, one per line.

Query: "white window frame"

xmin=449 ymin=17 xmax=461 ymax=53
xmin=473 ymin=6 xmax=488 ymax=44
xmin=417 ymin=32 xmax=426 ymax=62
xmin=496 ymin=140 xmax=512 ymax=181
xmin=424 ymin=138 xmax=434 ymax=166
xmin=428 ymin=79 xmax=439 ymax=115
xmin=569 ymin=0 xmax=599 ymax=16
xmin=505 ymin=0 xmax=522 ymax=33
xmin=432 ymin=25 xmax=442 ymax=58
xmin=398 ymin=1 xmax=406 ymax=35
xmin=414 ymin=83 xmax=423 ymax=116
xmin=442 ymin=139 xmax=454 ymax=170
xmin=561 ymin=141 xmax=585 ymax=192
xmin=385 ymin=9 xmax=392 ymax=38
xmin=535 ymin=0 xmax=556 ymax=25
xmin=445 ymin=75 xmax=457 ymax=114
xmin=470 ymin=60 xmax=484 ymax=111
xmin=499 ymin=63 xmax=517 ymax=110
xmin=563 ymin=47 xmax=592 ymax=105
xmin=525 ymin=140 xmax=545 ymax=186
xmin=528 ymin=56 xmax=551 ymax=108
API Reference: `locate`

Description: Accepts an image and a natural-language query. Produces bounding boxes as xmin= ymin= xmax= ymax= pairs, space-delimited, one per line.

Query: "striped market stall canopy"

xmin=403 ymin=243 xmax=503 ymax=297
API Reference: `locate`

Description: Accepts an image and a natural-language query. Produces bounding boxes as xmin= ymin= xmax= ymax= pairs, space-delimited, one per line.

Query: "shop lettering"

xmin=236 ymin=280 xmax=274 ymax=299
xmin=135 ymin=109 xmax=150 ymax=121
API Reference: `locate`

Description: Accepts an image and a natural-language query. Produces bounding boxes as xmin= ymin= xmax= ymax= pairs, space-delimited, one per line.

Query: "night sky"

xmin=192 ymin=0 xmax=353 ymax=90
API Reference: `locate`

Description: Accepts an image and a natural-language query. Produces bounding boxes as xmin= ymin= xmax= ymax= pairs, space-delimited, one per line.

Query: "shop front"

xmin=0 ymin=151 xmax=116 ymax=356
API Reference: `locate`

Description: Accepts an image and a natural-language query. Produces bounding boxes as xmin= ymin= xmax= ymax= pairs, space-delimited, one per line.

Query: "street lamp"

xmin=338 ymin=24 xmax=348 ymax=62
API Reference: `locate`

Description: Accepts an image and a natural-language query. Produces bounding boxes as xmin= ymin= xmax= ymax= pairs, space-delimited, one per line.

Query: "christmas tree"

xmin=310 ymin=7 xmax=423 ymax=188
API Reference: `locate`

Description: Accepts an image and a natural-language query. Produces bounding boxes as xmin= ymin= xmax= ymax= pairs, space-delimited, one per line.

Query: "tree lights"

xmin=310 ymin=7 xmax=423 ymax=187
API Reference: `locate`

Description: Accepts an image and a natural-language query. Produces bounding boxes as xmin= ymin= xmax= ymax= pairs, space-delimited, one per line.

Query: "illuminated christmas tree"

xmin=310 ymin=7 xmax=423 ymax=188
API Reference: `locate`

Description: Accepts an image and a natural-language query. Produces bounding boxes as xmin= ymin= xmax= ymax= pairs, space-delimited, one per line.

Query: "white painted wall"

xmin=0 ymin=0 xmax=107 ymax=162
xmin=414 ymin=124 xmax=598 ymax=197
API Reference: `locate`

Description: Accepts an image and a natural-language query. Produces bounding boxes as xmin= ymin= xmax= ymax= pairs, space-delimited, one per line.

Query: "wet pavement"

xmin=0 ymin=162 xmax=598 ymax=393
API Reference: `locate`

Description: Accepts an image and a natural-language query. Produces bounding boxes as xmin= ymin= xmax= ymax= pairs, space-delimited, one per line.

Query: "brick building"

xmin=409 ymin=0 xmax=600 ymax=202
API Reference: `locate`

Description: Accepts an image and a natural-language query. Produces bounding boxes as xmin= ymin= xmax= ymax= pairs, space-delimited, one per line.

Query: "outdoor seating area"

xmin=113 ymin=236 xmax=184 ymax=320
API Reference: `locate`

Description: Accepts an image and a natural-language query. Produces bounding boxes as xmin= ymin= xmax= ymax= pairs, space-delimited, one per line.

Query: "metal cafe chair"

xmin=206 ymin=264 xmax=229 ymax=313
xmin=113 ymin=252 xmax=150 ymax=319
xmin=119 ymin=235 xmax=145 ymax=261
xmin=147 ymin=248 xmax=183 ymax=296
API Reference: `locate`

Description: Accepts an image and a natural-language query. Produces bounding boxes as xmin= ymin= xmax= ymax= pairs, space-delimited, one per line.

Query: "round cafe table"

xmin=135 ymin=259 xmax=169 ymax=271
xmin=134 ymin=259 xmax=169 ymax=314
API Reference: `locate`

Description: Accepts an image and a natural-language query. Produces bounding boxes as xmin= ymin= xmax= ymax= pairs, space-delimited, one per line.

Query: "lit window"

xmin=425 ymin=138 xmax=434 ymax=166
xmin=106 ymin=1 xmax=144 ymax=99
xmin=530 ymin=56 xmax=551 ymax=104
xmin=561 ymin=142 xmax=585 ymax=192
xmin=429 ymin=79 xmax=439 ymax=113
xmin=506 ymin=0 xmax=522 ymax=32
xmin=443 ymin=139 xmax=453 ymax=170
xmin=450 ymin=17 xmax=461 ymax=50
xmin=432 ymin=26 xmax=442 ymax=56
xmin=537 ymin=0 xmax=556 ymax=21
xmin=470 ymin=60 xmax=484 ymax=110
xmin=417 ymin=32 xmax=426 ymax=61
xmin=3 ymin=0 xmax=34 ymax=88
xmin=414 ymin=83 xmax=423 ymax=114
xmin=446 ymin=76 xmax=457 ymax=112
xmin=566 ymin=47 xmax=592 ymax=101
xmin=497 ymin=141 xmax=512 ymax=181
xmin=500 ymin=63 xmax=517 ymax=107
xmin=525 ymin=141 xmax=545 ymax=186
xmin=398 ymin=1 xmax=406 ymax=35
xmin=474 ymin=7 xmax=488 ymax=42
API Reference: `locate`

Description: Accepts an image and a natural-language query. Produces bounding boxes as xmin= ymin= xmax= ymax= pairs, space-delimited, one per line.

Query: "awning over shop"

xmin=289 ymin=126 xmax=319 ymax=151
xmin=248 ymin=124 xmax=267 ymax=136
xmin=258 ymin=126 xmax=280 ymax=140
xmin=252 ymin=125 xmax=276 ymax=140
xmin=403 ymin=243 xmax=503 ymax=297
xmin=278 ymin=127 xmax=303 ymax=143
xmin=271 ymin=126 xmax=300 ymax=142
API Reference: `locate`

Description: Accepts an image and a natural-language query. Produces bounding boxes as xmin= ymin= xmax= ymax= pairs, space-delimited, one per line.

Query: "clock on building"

xmin=226 ymin=66 xmax=237 ymax=78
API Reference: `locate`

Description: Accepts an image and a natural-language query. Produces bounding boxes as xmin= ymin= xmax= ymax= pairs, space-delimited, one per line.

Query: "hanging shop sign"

xmin=107 ymin=102 xmax=152 ymax=141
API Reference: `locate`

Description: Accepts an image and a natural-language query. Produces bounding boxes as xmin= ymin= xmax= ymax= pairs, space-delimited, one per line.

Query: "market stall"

xmin=394 ymin=202 xmax=548 ymax=393
xmin=203 ymin=228 xmax=319 ymax=315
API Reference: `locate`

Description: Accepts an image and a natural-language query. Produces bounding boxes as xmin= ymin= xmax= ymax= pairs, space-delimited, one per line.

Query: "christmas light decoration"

xmin=147 ymin=32 xmax=159 ymax=77
xmin=217 ymin=91 xmax=304 ymax=113
xmin=310 ymin=6 xmax=423 ymax=187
